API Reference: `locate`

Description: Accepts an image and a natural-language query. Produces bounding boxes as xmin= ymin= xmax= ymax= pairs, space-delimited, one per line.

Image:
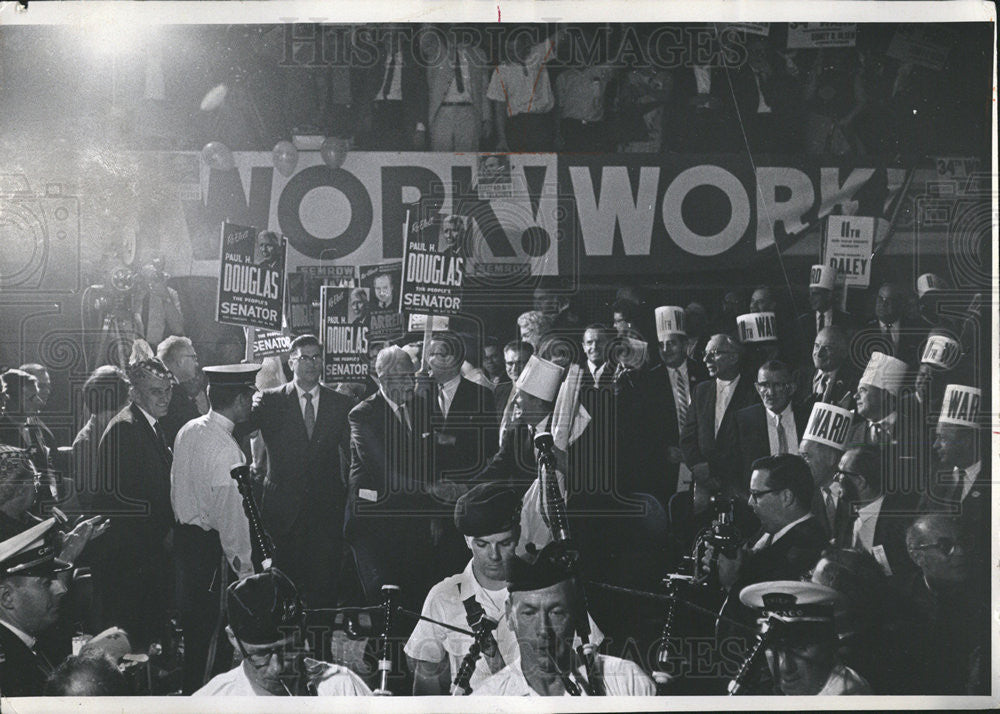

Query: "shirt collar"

xmin=958 ymin=461 xmax=981 ymax=481
xmin=379 ymin=387 xmax=402 ymax=413
xmin=439 ymin=373 xmax=462 ymax=399
xmin=771 ymin=513 xmax=813 ymax=544
xmin=667 ymin=361 xmax=688 ymax=377
xmin=207 ymin=409 xmax=236 ymax=434
xmin=765 ymin=403 xmax=794 ymax=422
xmin=0 ymin=618 xmax=36 ymax=650
xmin=716 ymin=374 xmax=739 ymax=388
xmin=856 ymin=494 xmax=885 ymax=519
xmin=295 ymin=383 xmax=320 ymax=401
xmin=134 ymin=403 xmax=158 ymax=429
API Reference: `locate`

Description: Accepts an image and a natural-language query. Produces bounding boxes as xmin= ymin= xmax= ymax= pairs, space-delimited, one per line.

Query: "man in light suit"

xmin=421 ymin=25 xmax=492 ymax=152
xmin=248 ymin=335 xmax=352 ymax=609
xmin=680 ymin=333 xmax=757 ymax=501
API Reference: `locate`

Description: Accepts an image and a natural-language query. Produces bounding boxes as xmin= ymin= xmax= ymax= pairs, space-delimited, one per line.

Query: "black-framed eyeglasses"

xmin=291 ymin=354 xmax=322 ymax=363
xmin=749 ymin=488 xmax=780 ymax=502
xmin=910 ymin=537 xmax=967 ymax=556
xmin=833 ymin=469 xmax=864 ymax=483
xmin=233 ymin=634 xmax=291 ymax=669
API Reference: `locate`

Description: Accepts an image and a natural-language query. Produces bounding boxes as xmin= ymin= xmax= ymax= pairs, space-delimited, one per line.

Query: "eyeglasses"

xmin=703 ymin=350 xmax=736 ymax=359
xmin=291 ymin=354 xmax=322 ymax=363
xmin=234 ymin=635 xmax=292 ymax=669
xmin=756 ymin=381 xmax=794 ymax=391
xmin=749 ymin=488 xmax=780 ymax=502
xmin=910 ymin=537 xmax=967 ymax=556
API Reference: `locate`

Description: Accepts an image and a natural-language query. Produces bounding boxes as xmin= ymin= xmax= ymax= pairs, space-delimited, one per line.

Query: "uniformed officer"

xmin=171 ymin=363 xmax=260 ymax=694
xmin=737 ymin=580 xmax=871 ymax=695
xmin=472 ymin=545 xmax=654 ymax=696
xmin=195 ymin=568 xmax=371 ymax=696
xmin=0 ymin=518 xmax=72 ymax=697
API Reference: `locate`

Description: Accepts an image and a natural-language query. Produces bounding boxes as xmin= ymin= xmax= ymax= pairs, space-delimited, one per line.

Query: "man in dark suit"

xmin=797 ymin=325 xmax=860 ymax=409
xmin=91 ymin=358 xmax=175 ymax=649
xmin=632 ymin=306 xmax=708 ymax=506
xmin=248 ymin=334 xmax=352 ymax=609
xmin=709 ymin=454 xmax=828 ymax=636
xmin=0 ymin=519 xmax=71 ymax=696
xmin=361 ymin=25 xmax=429 ymax=150
xmin=858 ymin=281 xmax=927 ymax=365
xmin=680 ymin=334 xmax=757 ymax=501
xmin=426 ymin=331 xmax=497 ymax=578
xmin=795 ymin=264 xmax=857 ymax=350
xmin=833 ymin=446 xmax=917 ymax=582
xmin=0 ymin=369 xmax=49 ymax=475
xmin=156 ymin=336 xmax=207 ymax=447
xmin=347 ymin=345 xmax=435 ymax=614
xmin=736 ymin=360 xmax=811 ymax=484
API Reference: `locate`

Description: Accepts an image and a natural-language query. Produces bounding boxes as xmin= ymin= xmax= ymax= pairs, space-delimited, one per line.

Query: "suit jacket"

xmin=346 ymin=392 xmax=433 ymax=538
xmin=93 ymin=403 xmax=173 ymax=565
xmin=795 ymin=308 xmax=858 ymax=350
xmin=250 ymin=383 xmax=352 ymax=538
xmin=835 ymin=493 xmax=918 ymax=581
xmin=859 ymin=317 xmax=928 ymax=366
xmin=476 ymin=421 xmax=537 ymax=496
xmin=160 ymin=387 xmax=201 ymax=448
xmin=493 ymin=380 xmax=513 ymax=420
xmin=0 ymin=622 xmax=51 ymax=697
xmin=680 ymin=373 xmax=758 ymax=499
xmin=721 ymin=515 xmax=828 ymax=631
xmin=361 ymin=31 xmax=428 ymax=131
xmin=734 ymin=401 xmax=811 ymax=484
xmin=424 ymin=39 xmax=491 ymax=126
xmin=796 ymin=363 xmax=861 ymax=410
xmin=433 ymin=378 xmax=497 ymax=482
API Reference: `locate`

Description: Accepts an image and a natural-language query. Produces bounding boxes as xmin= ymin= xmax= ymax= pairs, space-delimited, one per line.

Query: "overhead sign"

xmin=216 ymin=222 xmax=286 ymax=331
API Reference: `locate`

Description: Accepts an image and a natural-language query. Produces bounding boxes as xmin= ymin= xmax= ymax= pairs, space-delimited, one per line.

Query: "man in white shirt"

xmin=195 ymin=568 xmax=371 ymax=697
xmin=472 ymin=544 xmax=653 ymax=696
xmin=580 ymin=324 xmax=612 ymax=390
xmin=736 ymin=360 xmax=808 ymax=482
xmin=171 ymin=363 xmax=259 ymax=693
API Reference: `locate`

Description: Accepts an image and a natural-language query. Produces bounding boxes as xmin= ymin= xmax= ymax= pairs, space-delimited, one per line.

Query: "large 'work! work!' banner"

xmin=185 ymin=154 xmax=911 ymax=280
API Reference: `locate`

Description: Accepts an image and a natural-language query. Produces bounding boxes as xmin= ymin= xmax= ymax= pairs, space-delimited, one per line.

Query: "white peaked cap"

xmin=860 ymin=351 xmax=909 ymax=393
xmin=916 ymin=273 xmax=947 ymax=297
xmin=809 ymin=264 xmax=836 ymax=290
xmin=938 ymin=384 xmax=981 ymax=427
xmin=921 ymin=334 xmax=962 ymax=369
xmin=802 ymin=401 xmax=854 ymax=450
xmin=737 ymin=312 xmax=778 ymax=343
xmin=655 ymin=306 xmax=686 ymax=341
xmin=408 ymin=314 xmax=449 ymax=332
xmin=515 ymin=354 xmax=564 ymax=402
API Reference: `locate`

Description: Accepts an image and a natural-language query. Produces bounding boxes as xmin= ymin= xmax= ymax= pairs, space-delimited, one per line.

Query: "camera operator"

xmin=705 ymin=454 xmax=826 ymax=638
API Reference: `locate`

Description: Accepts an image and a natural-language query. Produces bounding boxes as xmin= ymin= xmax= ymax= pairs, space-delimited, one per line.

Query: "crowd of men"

xmin=0 ymin=260 xmax=990 ymax=698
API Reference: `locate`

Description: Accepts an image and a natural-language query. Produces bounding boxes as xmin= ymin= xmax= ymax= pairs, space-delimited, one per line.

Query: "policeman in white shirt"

xmin=195 ymin=568 xmax=371 ymax=696
xmin=472 ymin=544 xmax=653 ymax=696
xmin=171 ymin=363 xmax=259 ymax=693
xmin=738 ymin=580 xmax=871 ymax=695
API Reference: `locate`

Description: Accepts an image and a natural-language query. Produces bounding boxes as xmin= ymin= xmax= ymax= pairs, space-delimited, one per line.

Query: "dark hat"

xmin=203 ymin=364 xmax=262 ymax=389
xmin=0 ymin=518 xmax=72 ymax=578
xmin=454 ymin=482 xmax=521 ymax=537
xmin=225 ymin=567 xmax=304 ymax=646
xmin=0 ymin=444 xmax=33 ymax=482
xmin=507 ymin=542 xmax=576 ymax=593
xmin=125 ymin=357 xmax=173 ymax=385
xmin=739 ymin=580 xmax=838 ymax=645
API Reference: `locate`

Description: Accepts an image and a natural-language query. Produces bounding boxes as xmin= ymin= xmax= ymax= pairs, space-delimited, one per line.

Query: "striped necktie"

xmin=673 ymin=369 xmax=689 ymax=429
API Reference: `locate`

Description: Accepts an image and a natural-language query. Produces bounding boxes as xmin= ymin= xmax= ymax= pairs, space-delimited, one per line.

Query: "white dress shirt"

xmin=714 ymin=375 xmax=740 ymax=434
xmin=195 ymin=661 xmax=372 ymax=696
xmin=587 ymin=361 xmax=606 ymax=385
xmin=958 ymin=461 xmax=981 ymax=501
xmin=486 ymin=39 xmax=556 ymax=115
xmin=442 ymin=46 xmax=473 ymax=104
xmin=471 ymin=655 xmax=655 ymax=696
xmin=437 ymin=374 xmax=462 ymax=419
xmin=170 ymin=411 xmax=254 ymax=578
xmin=765 ymin=403 xmax=799 ymax=456
xmin=295 ymin=383 xmax=320 ymax=420
xmin=852 ymin=495 xmax=885 ymax=552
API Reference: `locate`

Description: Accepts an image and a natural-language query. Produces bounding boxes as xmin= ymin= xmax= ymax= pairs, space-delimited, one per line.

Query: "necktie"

xmin=453 ymin=46 xmax=464 ymax=93
xmin=380 ymin=37 xmax=397 ymax=97
xmin=817 ymin=312 xmax=825 ymax=331
xmin=950 ymin=468 xmax=967 ymax=504
xmin=775 ymin=413 xmax=788 ymax=454
xmin=398 ymin=403 xmax=412 ymax=432
xmin=823 ymin=488 xmax=839 ymax=538
xmin=303 ymin=392 xmax=315 ymax=440
xmin=867 ymin=421 xmax=884 ymax=445
xmin=153 ymin=421 xmax=170 ymax=458
xmin=437 ymin=385 xmax=448 ymax=419
xmin=850 ymin=509 xmax=864 ymax=549
xmin=561 ymin=672 xmax=582 ymax=696
xmin=674 ymin=369 xmax=689 ymax=429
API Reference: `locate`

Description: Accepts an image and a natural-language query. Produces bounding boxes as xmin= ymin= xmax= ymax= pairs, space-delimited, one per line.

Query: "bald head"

xmin=813 ymin=326 xmax=849 ymax=372
xmin=375 ymin=346 xmax=415 ymax=379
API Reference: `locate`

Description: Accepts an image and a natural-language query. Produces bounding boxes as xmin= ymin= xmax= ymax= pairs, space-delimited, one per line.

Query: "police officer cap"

xmin=226 ymin=567 xmax=304 ymax=646
xmin=454 ymin=482 xmax=521 ymax=537
xmin=0 ymin=518 xmax=72 ymax=579
xmin=507 ymin=542 xmax=576 ymax=593
xmin=739 ymin=580 xmax=838 ymax=645
xmin=203 ymin=364 xmax=262 ymax=388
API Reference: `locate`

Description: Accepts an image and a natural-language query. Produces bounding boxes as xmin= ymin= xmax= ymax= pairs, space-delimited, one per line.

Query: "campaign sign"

xmin=248 ymin=328 xmax=292 ymax=360
xmin=787 ymin=23 xmax=857 ymax=49
xmin=400 ymin=210 xmax=465 ymax=316
xmin=824 ymin=215 xmax=875 ymax=288
xmin=319 ymin=285 xmax=369 ymax=383
xmin=360 ymin=262 xmax=405 ymax=341
xmin=287 ymin=265 xmax=357 ymax=336
xmin=216 ymin=222 xmax=286 ymax=330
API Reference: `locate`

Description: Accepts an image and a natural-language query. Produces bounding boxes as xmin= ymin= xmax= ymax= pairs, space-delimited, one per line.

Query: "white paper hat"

xmin=407 ymin=314 xmax=449 ymax=332
xmin=860 ymin=351 xmax=909 ymax=393
xmin=916 ymin=273 xmax=947 ymax=298
xmin=655 ymin=306 xmax=685 ymax=341
xmin=802 ymin=401 xmax=854 ymax=451
xmin=737 ymin=312 xmax=778 ymax=343
xmin=514 ymin=354 xmax=563 ymax=402
xmin=938 ymin=384 xmax=981 ymax=427
xmin=809 ymin=264 xmax=836 ymax=291
xmin=920 ymin=333 xmax=962 ymax=370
